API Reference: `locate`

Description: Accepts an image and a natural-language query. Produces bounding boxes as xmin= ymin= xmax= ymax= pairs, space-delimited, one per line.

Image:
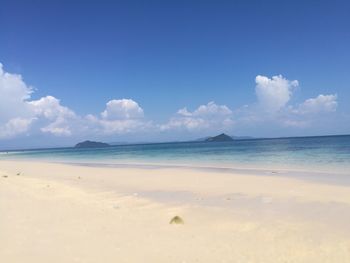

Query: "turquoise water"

xmin=1 ymin=135 xmax=350 ymax=171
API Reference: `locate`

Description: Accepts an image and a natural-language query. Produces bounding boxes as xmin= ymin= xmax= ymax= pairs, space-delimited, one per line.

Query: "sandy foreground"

xmin=1 ymin=160 xmax=350 ymax=262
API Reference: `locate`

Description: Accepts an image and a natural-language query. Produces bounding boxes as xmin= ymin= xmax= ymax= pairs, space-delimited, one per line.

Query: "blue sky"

xmin=1 ymin=0 xmax=350 ymax=148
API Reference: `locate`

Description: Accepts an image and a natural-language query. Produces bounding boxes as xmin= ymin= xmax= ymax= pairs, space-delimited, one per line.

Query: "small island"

xmin=74 ymin=140 xmax=110 ymax=148
xmin=205 ymin=133 xmax=234 ymax=142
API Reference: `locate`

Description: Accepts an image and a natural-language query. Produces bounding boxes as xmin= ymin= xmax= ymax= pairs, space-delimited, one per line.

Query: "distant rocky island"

xmin=74 ymin=140 xmax=110 ymax=148
xmin=205 ymin=133 xmax=234 ymax=142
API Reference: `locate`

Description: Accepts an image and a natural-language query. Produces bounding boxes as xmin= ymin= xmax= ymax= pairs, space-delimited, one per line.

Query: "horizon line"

xmin=1 ymin=133 xmax=349 ymax=152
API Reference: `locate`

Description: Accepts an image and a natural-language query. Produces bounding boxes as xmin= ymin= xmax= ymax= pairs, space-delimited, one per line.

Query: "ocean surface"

xmin=1 ymin=135 xmax=350 ymax=172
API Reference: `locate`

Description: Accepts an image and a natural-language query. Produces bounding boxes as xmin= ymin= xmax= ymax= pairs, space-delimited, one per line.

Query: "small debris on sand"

xmin=170 ymin=216 xmax=184 ymax=224
xmin=16 ymin=172 xmax=21 ymax=176
xmin=2 ymin=175 xmax=8 ymax=178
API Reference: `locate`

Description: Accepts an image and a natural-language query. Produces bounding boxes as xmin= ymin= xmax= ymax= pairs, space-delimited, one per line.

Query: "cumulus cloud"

xmin=0 ymin=118 xmax=34 ymax=139
xmin=90 ymin=118 xmax=150 ymax=135
xmin=0 ymin=63 xmax=148 ymax=139
xmin=275 ymin=94 xmax=338 ymax=128
xmin=161 ymin=101 xmax=233 ymax=131
xmin=295 ymin=94 xmax=337 ymax=114
xmin=28 ymin=96 xmax=77 ymax=136
xmin=0 ymin=63 xmax=33 ymax=124
xmin=101 ymin=99 xmax=144 ymax=120
xmin=178 ymin=101 xmax=232 ymax=117
xmin=84 ymin=99 xmax=149 ymax=135
xmin=232 ymin=75 xmax=339 ymax=131
xmin=255 ymin=75 xmax=299 ymax=112
xmin=29 ymin=96 xmax=75 ymax=120
xmin=0 ymin=62 xmax=342 ymax=141
xmin=0 ymin=64 xmax=81 ymax=138
xmin=0 ymin=63 xmax=36 ymax=138
xmin=0 ymin=63 xmax=79 ymax=138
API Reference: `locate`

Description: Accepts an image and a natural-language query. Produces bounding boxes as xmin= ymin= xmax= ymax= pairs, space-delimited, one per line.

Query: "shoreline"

xmin=3 ymin=157 xmax=350 ymax=186
xmin=1 ymin=160 xmax=350 ymax=262
xmin=3 ymin=155 xmax=350 ymax=175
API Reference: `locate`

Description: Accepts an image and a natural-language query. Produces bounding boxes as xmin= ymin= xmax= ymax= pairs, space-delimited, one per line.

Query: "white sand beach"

xmin=1 ymin=160 xmax=350 ymax=262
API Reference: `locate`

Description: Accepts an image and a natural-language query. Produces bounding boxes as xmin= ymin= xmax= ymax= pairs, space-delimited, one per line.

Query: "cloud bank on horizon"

xmin=0 ymin=62 xmax=340 ymax=143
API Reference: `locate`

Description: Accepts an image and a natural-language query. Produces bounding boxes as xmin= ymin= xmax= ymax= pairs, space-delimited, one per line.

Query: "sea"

xmin=1 ymin=135 xmax=350 ymax=172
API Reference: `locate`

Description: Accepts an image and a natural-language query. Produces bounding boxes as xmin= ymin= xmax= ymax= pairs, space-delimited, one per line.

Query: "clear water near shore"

xmin=1 ymin=135 xmax=350 ymax=172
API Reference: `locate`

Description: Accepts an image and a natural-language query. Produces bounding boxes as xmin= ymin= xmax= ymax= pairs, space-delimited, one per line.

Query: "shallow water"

xmin=1 ymin=135 xmax=350 ymax=172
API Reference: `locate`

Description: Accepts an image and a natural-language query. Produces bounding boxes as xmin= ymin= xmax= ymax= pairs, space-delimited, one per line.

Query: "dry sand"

xmin=1 ymin=160 xmax=350 ymax=262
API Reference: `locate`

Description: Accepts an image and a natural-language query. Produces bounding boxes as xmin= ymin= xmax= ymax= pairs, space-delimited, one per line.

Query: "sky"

xmin=0 ymin=0 xmax=350 ymax=148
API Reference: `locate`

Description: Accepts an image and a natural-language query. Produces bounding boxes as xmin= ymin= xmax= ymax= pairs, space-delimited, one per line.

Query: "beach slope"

xmin=1 ymin=160 xmax=350 ymax=262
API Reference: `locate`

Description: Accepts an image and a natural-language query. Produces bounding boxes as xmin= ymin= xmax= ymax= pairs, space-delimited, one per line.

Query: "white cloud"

xmin=0 ymin=64 xmax=150 ymax=139
xmin=28 ymin=96 xmax=75 ymax=120
xmin=0 ymin=118 xmax=34 ymax=139
xmin=0 ymin=63 xmax=35 ymax=138
xmin=28 ymin=96 xmax=77 ymax=136
xmin=255 ymin=75 xmax=298 ymax=112
xmin=0 ymin=63 xmax=32 ymax=102
xmin=161 ymin=101 xmax=233 ymax=131
xmin=178 ymin=101 xmax=232 ymax=117
xmin=295 ymin=94 xmax=337 ymax=114
xmin=0 ymin=64 xmax=79 ymax=138
xmin=101 ymin=99 xmax=144 ymax=120
xmin=277 ymin=94 xmax=338 ymax=128
xmin=0 ymin=62 xmax=342 ymax=141
xmin=83 ymin=99 xmax=149 ymax=135
xmin=41 ymin=122 xmax=72 ymax=136
xmin=235 ymin=75 xmax=338 ymax=130
xmin=0 ymin=63 xmax=33 ymax=124
xmin=86 ymin=115 xmax=150 ymax=136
